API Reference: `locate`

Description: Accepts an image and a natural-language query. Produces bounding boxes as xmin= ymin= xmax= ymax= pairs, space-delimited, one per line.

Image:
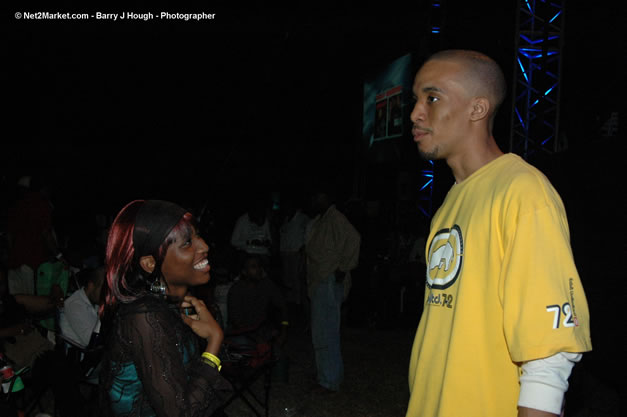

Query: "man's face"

xmin=87 ymin=269 xmax=105 ymax=305
xmin=242 ymin=258 xmax=262 ymax=281
xmin=311 ymin=193 xmax=328 ymax=216
xmin=410 ymin=59 xmax=473 ymax=161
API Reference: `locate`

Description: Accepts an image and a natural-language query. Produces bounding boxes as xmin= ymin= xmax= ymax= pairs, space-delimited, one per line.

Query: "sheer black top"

xmin=100 ymin=296 xmax=232 ymax=417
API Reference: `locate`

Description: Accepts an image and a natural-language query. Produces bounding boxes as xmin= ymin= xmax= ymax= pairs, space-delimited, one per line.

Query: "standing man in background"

xmin=305 ymin=186 xmax=360 ymax=393
xmin=279 ymin=194 xmax=309 ymax=311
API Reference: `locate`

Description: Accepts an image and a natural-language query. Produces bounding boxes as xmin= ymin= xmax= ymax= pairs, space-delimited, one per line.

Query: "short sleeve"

xmin=500 ymin=181 xmax=592 ymax=362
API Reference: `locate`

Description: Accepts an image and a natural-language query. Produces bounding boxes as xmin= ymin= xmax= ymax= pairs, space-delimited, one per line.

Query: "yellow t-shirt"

xmin=407 ymin=154 xmax=592 ymax=417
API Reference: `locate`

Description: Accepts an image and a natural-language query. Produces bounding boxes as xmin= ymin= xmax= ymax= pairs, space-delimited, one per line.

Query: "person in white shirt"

xmin=230 ymin=198 xmax=273 ymax=258
xmin=59 ymin=267 xmax=104 ymax=349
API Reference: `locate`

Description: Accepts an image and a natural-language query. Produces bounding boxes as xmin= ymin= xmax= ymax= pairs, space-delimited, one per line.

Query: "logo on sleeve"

xmin=426 ymin=225 xmax=464 ymax=289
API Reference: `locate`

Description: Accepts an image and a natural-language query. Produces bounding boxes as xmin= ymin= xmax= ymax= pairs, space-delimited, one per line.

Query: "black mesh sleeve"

xmin=117 ymin=302 xmax=232 ymax=417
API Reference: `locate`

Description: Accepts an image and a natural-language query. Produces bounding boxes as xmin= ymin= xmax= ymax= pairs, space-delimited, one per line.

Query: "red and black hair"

xmin=101 ymin=200 xmax=194 ymax=315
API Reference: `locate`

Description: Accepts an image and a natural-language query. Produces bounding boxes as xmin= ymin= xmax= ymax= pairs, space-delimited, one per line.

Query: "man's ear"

xmin=139 ymin=255 xmax=156 ymax=274
xmin=470 ymin=97 xmax=490 ymax=122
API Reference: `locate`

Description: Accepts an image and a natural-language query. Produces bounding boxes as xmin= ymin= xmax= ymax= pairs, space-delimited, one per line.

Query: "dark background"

xmin=4 ymin=2 xmax=622 ymax=204
xmin=3 ymin=1 xmax=625 ymax=408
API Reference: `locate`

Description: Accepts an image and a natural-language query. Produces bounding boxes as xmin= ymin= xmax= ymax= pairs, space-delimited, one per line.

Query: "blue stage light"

xmin=420 ymin=179 xmax=433 ymax=191
xmin=520 ymin=34 xmax=544 ymax=45
xmin=519 ymin=49 xmax=558 ymax=59
xmin=525 ymin=0 xmax=533 ymax=13
xmin=515 ymin=107 xmax=525 ymax=129
xmin=549 ymin=10 xmax=562 ymax=23
xmin=541 ymin=135 xmax=554 ymax=145
xmin=544 ymin=84 xmax=557 ymax=96
xmin=518 ymin=58 xmax=529 ymax=82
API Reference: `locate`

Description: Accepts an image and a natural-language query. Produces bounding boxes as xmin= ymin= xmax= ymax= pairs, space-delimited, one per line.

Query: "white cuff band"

xmin=518 ymin=352 xmax=581 ymax=414
xmin=518 ymin=380 xmax=564 ymax=415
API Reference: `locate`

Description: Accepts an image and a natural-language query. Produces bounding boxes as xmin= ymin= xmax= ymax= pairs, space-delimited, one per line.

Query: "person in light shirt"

xmin=60 ymin=266 xmax=105 ymax=349
xmin=230 ymin=198 xmax=273 ymax=256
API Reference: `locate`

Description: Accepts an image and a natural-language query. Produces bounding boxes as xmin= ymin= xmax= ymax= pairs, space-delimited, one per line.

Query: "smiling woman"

xmin=99 ymin=200 xmax=232 ymax=417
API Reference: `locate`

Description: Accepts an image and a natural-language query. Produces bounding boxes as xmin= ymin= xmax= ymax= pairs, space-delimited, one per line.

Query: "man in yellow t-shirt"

xmin=406 ymin=50 xmax=591 ymax=417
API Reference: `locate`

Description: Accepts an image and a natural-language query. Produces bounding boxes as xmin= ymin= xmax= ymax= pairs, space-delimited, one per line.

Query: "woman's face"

xmin=160 ymin=228 xmax=210 ymax=297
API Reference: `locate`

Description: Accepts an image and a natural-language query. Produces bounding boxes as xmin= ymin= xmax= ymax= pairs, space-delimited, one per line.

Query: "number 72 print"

xmin=546 ymin=303 xmax=575 ymax=329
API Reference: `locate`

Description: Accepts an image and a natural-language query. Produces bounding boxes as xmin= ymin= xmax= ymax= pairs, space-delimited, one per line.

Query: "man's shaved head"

xmin=426 ymin=50 xmax=507 ymax=117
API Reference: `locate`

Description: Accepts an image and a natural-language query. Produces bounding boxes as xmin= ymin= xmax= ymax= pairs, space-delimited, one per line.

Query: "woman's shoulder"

xmin=112 ymin=296 xmax=186 ymax=339
xmin=117 ymin=295 xmax=174 ymax=317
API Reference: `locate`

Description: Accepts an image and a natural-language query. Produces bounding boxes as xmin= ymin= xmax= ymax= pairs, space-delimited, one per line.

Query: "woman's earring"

xmin=150 ymin=276 xmax=167 ymax=296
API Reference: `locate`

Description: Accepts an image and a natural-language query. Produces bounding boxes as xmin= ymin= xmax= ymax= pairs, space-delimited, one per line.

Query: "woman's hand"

xmin=180 ymin=295 xmax=223 ymax=354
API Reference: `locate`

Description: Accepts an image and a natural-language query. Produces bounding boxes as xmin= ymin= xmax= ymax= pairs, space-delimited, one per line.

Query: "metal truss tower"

xmin=510 ymin=0 xmax=566 ymax=159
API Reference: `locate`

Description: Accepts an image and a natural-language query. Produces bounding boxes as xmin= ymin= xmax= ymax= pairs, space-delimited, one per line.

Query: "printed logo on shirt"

xmin=426 ymin=225 xmax=463 ymax=290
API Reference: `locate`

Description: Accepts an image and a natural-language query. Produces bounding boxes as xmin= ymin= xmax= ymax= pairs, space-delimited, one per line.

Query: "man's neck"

xmin=447 ymin=136 xmax=503 ymax=183
xmin=319 ymin=204 xmax=333 ymax=218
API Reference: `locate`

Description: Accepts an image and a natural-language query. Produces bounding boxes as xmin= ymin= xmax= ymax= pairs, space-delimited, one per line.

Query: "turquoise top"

xmin=109 ymin=333 xmax=196 ymax=416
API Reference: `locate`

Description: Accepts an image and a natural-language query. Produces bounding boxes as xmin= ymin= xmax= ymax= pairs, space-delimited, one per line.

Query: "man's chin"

xmin=418 ymin=147 xmax=439 ymax=161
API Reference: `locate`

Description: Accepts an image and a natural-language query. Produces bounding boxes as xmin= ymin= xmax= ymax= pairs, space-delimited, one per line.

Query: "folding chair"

xmin=52 ymin=305 xmax=104 ymax=412
xmin=0 ymin=357 xmax=29 ymax=417
xmin=216 ymin=326 xmax=278 ymax=417
xmin=11 ymin=329 xmax=103 ymax=417
xmin=1 ymin=320 xmax=59 ymax=417
xmin=58 ymin=333 xmax=103 ymax=404
xmin=0 ymin=351 xmax=54 ymax=417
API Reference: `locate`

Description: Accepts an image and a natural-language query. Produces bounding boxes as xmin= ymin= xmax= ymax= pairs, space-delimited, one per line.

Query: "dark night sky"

xmin=3 ymin=1 xmax=624 ymax=212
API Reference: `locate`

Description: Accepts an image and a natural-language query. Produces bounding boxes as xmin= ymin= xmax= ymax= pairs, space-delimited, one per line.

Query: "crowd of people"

xmin=0 ymin=171 xmax=428 ymax=416
xmin=0 ymin=48 xmax=592 ymax=417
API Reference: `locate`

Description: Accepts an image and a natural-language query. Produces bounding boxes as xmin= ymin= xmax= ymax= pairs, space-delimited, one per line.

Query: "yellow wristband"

xmin=281 ymin=321 xmax=289 ymax=326
xmin=201 ymin=352 xmax=222 ymax=371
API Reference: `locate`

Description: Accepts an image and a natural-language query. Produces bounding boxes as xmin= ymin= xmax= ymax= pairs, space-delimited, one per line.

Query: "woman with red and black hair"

xmin=99 ymin=200 xmax=232 ymax=417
